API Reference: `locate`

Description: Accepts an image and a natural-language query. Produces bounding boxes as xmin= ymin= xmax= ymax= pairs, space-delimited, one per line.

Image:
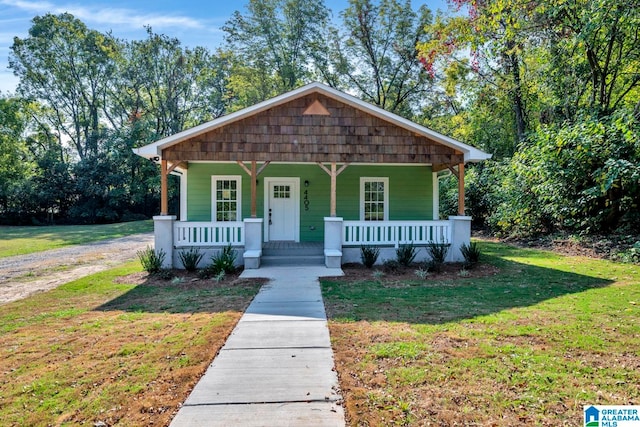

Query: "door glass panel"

xmin=273 ymin=185 xmax=291 ymax=199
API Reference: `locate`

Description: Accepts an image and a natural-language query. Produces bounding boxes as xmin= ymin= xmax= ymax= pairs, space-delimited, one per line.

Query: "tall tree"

xmin=0 ymin=96 xmax=32 ymax=217
xmin=542 ymin=0 xmax=640 ymax=115
xmin=10 ymin=13 xmax=118 ymax=159
xmin=326 ymin=0 xmax=434 ymax=117
xmin=111 ymin=28 xmax=230 ymax=139
xmin=223 ymin=0 xmax=329 ymax=106
xmin=418 ymin=0 xmax=536 ymax=149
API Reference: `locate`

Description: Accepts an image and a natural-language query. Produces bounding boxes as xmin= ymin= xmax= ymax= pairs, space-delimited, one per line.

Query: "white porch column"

xmin=243 ymin=218 xmax=263 ymax=269
xmin=154 ymin=215 xmax=176 ymax=268
xmin=448 ymin=215 xmax=472 ymax=262
xmin=179 ymin=170 xmax=188 ymax=221
xmin=432 ymin=171 xmax=440 ymax=220
xmin=324 ymin=217 xmax=343 ymax=268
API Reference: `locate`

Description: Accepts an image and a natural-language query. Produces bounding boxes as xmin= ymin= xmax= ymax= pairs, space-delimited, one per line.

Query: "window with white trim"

xmin=360 ymin=177 xmax=388 ymax=221
xmin=212 ymin=176 xmax=241 ymax=221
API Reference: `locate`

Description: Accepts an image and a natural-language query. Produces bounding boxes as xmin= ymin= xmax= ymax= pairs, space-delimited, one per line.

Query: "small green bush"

xmin=201 ymin=244 xmax=237 ymax=278
xmin=213 ymin=271 xmax=226 ymax=283
xmin=458 ymin=268 xmax=471 ymax=277
xmin=171 ymin=276 xmax=185 ymax=285
xmin=360 ymin=245 xmax=380 ymax=268
xmin=213 ymin=244 xmax=237 ymax=273
xmin=178 ymin=248 xmax=204 ymax=272
xmin=425 ymin=241 xmax=450 ymax=273
xmin=612 ymin=241 xmax=640 ymax=264
xmin=415 ymin=267 xmax=429 ymax=280
xmin=396 ymin=243 xmax=417 ymax=266
xmin=137 ymin=246 xmax=165 ymax=274
xmin=372 ymin=270 xmax=384 ymax=281
xmin=460 ymin=241 xmax=481 ymax=268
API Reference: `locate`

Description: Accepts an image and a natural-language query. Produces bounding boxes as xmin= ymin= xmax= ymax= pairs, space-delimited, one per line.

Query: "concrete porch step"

xmin=262 ymin=247 xmax=324 ymax=257
xmin=260 ymin=255 xmax=325 ymax=267
xmin=258 ymin=242 xmax=325 ymax=267
xmin=261 ymin=242 xmax=323 ymax=257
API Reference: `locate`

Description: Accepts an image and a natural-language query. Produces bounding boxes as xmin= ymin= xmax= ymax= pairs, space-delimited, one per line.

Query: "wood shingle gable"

xmin=162 ymin=93 xmax=464 ymax=165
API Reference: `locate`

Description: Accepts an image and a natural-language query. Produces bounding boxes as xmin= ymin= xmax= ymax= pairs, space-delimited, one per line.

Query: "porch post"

xmin=237 ymin=160 xmax=270 ymax=218
xmin=243 ymin=218 xmax=263 ymax=269
xmin=432 ymin=171 xmax=440 ymax=220
xmin=251 ymin=161 xmax=257 ymax=218
xmin=160 ymin=159 xmax=168 ymax=215
xmin=324 ymin=217 xmax=343 ymax=268
xmin=448 ymin=215 xmax=471 ymax=262
xmin=317 ymin=162 xmax=349 ymax=217
xmin=330 ymin=163 xmax=337 ymax=216
xmin=153 ymin=215 xmax=175 ymax=268
xmin=458 ymin=162 xmax=465 ymax=216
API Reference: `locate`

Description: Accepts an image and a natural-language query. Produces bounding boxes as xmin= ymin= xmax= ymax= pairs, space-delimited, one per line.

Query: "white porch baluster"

xmin=342 ymin=220 xmax=452 ymax=246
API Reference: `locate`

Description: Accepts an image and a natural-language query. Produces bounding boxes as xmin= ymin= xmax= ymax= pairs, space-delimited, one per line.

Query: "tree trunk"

xmin=510 ymin=52 xmax=527 ymax=144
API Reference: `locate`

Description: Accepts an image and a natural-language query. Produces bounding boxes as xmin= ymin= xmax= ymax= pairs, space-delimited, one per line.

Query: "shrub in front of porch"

xmin=424 ymin=241 xmax=450 ymax=273
xmin=360 ymin=245 xmax=380 ymax=268
xmin=396 ymin=243 xmax=417 ymax=267
xmin=178 ymin=248 xmax=204 ymax=272
xmin=137 ymin=246 xmax=165 ymax=274
xmin=200 ymin=244 xmax=237 ymax=279
xmin=460 ymin=241 xmax=481 ymax=269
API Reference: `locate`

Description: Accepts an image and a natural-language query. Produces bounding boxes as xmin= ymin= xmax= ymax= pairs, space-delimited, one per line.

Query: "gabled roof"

xmin=134 ymin=82 xmax=491 ymax=163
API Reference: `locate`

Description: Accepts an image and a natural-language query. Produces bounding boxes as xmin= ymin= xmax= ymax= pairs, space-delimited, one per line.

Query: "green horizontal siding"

xmin=336 ymin=165 xmax=433 ymax=221
xmin=185 ymin=162 xmax=434 ymax=242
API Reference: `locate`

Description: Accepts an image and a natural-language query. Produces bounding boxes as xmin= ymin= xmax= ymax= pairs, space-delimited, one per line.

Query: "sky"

xmin=0 ymin=0 xmax=451 ymax=94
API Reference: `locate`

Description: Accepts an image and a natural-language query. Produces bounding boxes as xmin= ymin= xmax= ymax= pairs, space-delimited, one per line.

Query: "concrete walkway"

xmin=170 ymin=266 xmax=346 ymax=427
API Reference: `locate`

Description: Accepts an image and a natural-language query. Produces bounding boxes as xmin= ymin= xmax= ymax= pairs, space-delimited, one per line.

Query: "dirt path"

xmin=0 ymin=233 xmax=154 ymax=305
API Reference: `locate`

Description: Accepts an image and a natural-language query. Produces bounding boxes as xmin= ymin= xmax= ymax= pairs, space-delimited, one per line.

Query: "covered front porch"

xmin=153 ymin=215 xmax=471 ymax=268
xmin=135 ymin=82 xmax=490 ymax=269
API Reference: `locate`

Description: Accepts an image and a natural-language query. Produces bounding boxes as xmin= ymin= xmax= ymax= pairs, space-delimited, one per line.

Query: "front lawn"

xmin=0 ymin=263 xmax=263 ymax=426
xmin=322 ymin=241 xmax=640 ymax=426
xmin=0 ymin=220 xmax=153 ymax=257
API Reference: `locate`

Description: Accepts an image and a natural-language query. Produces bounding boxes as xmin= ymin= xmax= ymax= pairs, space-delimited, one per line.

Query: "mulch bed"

xmin=334 ymin=262 xmax=499 ymax=284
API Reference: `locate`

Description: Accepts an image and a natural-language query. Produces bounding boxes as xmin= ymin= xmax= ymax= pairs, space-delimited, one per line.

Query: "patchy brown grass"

xmin=323 ymin=241 xmax=640 ymax=426
xmin=0 ymin=264 xmax=265 ymax=426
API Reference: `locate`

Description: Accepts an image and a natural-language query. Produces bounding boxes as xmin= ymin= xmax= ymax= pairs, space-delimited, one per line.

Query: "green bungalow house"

xmin=134 ymin=82 xmax=491 ymax=269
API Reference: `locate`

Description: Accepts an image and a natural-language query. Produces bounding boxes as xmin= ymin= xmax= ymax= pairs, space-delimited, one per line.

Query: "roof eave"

xmin=310 ymin=84 xmax=491 ymax=162
xmin=139 ymin=83 xmax=325 ymax=156
xmin=134 ymin=82 xmax=492 ymax=163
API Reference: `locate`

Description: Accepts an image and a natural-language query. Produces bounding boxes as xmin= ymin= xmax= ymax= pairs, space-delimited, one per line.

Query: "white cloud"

xmin=0 ymin=0 xmax=209 ymax=31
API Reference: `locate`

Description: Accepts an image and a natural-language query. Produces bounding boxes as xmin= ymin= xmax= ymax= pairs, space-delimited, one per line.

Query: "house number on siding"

xmin=304 ymin=190 xmax=310 ymax=211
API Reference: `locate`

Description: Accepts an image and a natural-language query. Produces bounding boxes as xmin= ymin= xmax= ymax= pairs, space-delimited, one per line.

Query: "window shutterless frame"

xmin=211 ymin=176 xmax=242 ymax=222
xmin=360 ymin=177 xmax=389 ymax=221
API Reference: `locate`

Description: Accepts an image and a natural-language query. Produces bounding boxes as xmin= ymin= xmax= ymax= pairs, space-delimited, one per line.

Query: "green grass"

xmin=0 ymin=220 xmax=153 ymax=257
xmin=0 ymin=262 xmax=262 ymax=426
xmin=322 ymin=241 xmax=640 ymax=426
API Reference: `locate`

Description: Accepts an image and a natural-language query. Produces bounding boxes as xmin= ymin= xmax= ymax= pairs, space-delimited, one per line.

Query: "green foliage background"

xmin=1 ymin=0 xmax=639 ymax=239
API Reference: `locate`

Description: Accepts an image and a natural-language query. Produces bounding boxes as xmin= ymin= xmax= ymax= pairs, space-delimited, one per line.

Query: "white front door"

xmin=265 ymin=178 xmax=299 ymax=241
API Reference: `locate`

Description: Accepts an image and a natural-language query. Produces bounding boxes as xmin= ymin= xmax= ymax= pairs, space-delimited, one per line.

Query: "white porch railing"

xmin=174 ymin=221 xmax=244 ymax=247
xmin=342 ymin=220 xmax=451 ymax=247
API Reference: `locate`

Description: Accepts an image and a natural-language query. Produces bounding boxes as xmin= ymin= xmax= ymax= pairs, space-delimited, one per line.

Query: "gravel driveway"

xmin=0 ymin=233 xmax=154 ymax=305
